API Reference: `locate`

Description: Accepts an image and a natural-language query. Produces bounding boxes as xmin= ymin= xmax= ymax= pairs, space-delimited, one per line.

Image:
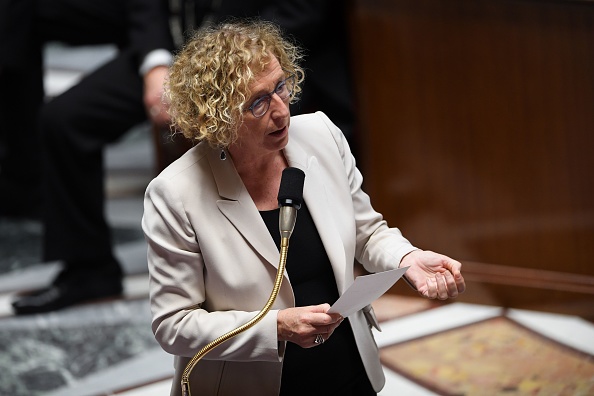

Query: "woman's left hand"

xmin=399 ymin=250 xmax=466 ymax=300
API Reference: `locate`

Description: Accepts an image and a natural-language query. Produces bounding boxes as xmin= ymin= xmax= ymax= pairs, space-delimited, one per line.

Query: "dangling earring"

xmin=220 ymin=149 xmax=227 ymax=160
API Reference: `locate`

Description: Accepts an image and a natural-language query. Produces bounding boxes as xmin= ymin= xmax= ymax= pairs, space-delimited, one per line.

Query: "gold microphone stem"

xmin=181 ymin=237 xmax=290 ymax=396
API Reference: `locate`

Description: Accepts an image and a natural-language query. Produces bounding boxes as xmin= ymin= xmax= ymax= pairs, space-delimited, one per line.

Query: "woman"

xmin=142 ymin=20 xmax=465 ymax=396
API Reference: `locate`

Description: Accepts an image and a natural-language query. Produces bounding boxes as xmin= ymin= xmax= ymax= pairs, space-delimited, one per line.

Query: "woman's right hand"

xmin=277 ymin=303 xmax=343 ymax=348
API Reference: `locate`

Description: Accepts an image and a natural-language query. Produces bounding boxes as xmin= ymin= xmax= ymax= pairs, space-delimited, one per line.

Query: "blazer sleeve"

xmin=142 ymin=172 xmax=283 ymax=362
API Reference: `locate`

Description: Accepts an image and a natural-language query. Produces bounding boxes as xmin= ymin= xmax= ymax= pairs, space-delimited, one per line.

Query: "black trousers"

xmin=1 ymin=0 xmax=148 ymax=272
xmin=41 ymin=50 xmax=146 ymax=267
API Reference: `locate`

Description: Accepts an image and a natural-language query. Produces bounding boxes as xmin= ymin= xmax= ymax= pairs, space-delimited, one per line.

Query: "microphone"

xmin=277 ymin=167 xmax=305 ymax=240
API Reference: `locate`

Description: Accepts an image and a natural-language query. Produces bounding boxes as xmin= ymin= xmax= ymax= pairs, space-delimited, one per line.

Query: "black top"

xmin=260 ymin=203 xmax=374 ymax=395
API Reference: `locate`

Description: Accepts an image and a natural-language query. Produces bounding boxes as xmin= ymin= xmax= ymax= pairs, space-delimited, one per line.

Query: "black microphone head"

xmin=278 ymin=167 xmax=305 ymax=208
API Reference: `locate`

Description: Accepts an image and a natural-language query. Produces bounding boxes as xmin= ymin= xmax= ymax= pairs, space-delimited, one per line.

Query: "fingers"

xmin=454 ymin=271 xmax=466 ymax=294
xmin=444 ymin=259 xmax=466 ymax=289
xmin=313 ymin=334 xmax=325 ymax=346
xmin=311 ymin=303 xmax=332 ymax=313
xmin=423 ymin=271 xmax=465 ymax=300
xmin=277 ymin=305 xmax=343 ymax=348
xmin=413 ymin=253 xmax=466 ymax=300
xmin=422 ymin=277 xmax=437 ymax=299
xmin=311 ymin=303 xmax=342 ymax=326
xmin=442 ymin=271 xmax=458 ymax=298
xmin=310 ymin=320 xmax=342 ymax=348
xmin=436 ymin=273 xmax=450 ymax=300
xmin=314 ymin=316 xmax=343 ymax=342
xmin=442 ymin=258 xmax=466 ymax=296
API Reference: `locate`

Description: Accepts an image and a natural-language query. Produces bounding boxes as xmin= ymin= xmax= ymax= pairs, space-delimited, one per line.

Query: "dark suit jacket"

xmin=0 ymin=0 xmax=174 ymax=71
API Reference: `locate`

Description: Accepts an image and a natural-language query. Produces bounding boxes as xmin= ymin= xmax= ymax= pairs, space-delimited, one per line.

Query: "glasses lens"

xmin=251 ymin=97 xmax=270 ymax=117
xmin=249 ymin=75 xmax=295 ymax=117
xmin=279 ymin=76 xmax=295 ymax=99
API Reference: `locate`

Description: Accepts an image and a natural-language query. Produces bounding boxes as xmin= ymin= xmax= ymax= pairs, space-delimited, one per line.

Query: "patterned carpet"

xmin=380 ymin=315 xmax=594 ymax=396
xmin=0 ymin=299 xmax=156 ymax=396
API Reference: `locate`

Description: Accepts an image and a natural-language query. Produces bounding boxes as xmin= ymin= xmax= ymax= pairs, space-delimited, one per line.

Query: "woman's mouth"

xmin=270 ymin=126 xmax=287 ymax=136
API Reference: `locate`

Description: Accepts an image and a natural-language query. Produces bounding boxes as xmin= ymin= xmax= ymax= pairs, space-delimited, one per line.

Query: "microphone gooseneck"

xmin=181 ymin=167 xmax=305 ymax=396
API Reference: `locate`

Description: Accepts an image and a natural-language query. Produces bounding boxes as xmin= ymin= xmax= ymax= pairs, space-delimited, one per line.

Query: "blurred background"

xmin=349 ymin=0 xmax=594 ymax=320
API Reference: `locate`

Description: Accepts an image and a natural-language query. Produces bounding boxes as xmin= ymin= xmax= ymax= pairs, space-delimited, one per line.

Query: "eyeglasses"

xmin=247 ymin=74 xmax=295 ymax=118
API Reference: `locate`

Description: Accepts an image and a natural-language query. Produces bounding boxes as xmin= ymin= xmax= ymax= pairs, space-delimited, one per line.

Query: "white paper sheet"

xmin=328 ymin=266 xmax=409 ymax=317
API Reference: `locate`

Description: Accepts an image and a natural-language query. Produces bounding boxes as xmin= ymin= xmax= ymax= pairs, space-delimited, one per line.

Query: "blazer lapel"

xmin=203 ymin=139 xmax=349 ymax=294
xmin=284 ymin=140 xmax=348 ymax=294
xmin=206 ymin=147 xmax=281 ymax=269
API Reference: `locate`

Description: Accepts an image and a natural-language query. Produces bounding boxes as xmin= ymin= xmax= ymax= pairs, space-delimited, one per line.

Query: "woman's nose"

xmin=269 ymin=93 xmax=290 ymax=117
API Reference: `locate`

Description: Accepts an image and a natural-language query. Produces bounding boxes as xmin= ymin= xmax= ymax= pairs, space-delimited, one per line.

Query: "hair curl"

xmin=165 ymin=19 xmax=305 ymax=148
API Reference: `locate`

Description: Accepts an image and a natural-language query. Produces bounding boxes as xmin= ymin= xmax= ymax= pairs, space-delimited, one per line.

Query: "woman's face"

xmin=232 ymin=56 xmax=291 ymax=159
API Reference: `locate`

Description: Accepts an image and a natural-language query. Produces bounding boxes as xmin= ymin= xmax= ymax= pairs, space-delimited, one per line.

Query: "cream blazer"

xmin=142 ymin=111 xmax=417 ymax=396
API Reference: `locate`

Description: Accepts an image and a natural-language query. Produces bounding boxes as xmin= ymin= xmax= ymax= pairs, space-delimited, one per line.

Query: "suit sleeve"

xmin=126 ymin=0 xmax=175 ymax=64
xmin=142 ymin=175 xmax=282 ymax=362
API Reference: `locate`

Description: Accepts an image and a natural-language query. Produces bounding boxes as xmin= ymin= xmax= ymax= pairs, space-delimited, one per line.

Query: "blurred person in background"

xmin=3 ymin=0 xmax=175 ymax=314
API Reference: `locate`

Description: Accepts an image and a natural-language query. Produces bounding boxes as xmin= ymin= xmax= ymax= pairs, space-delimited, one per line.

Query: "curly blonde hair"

xmin=165 ymin=19 xmax=305 ymax=148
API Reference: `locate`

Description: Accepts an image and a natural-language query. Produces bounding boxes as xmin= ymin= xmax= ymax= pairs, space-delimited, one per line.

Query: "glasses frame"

xmin=247 ymin=74 xmax=296 ymax=118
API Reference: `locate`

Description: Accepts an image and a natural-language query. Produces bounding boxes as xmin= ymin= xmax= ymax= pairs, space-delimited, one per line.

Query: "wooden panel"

xmin=348 ymin=0 xmax=594 ymax=312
